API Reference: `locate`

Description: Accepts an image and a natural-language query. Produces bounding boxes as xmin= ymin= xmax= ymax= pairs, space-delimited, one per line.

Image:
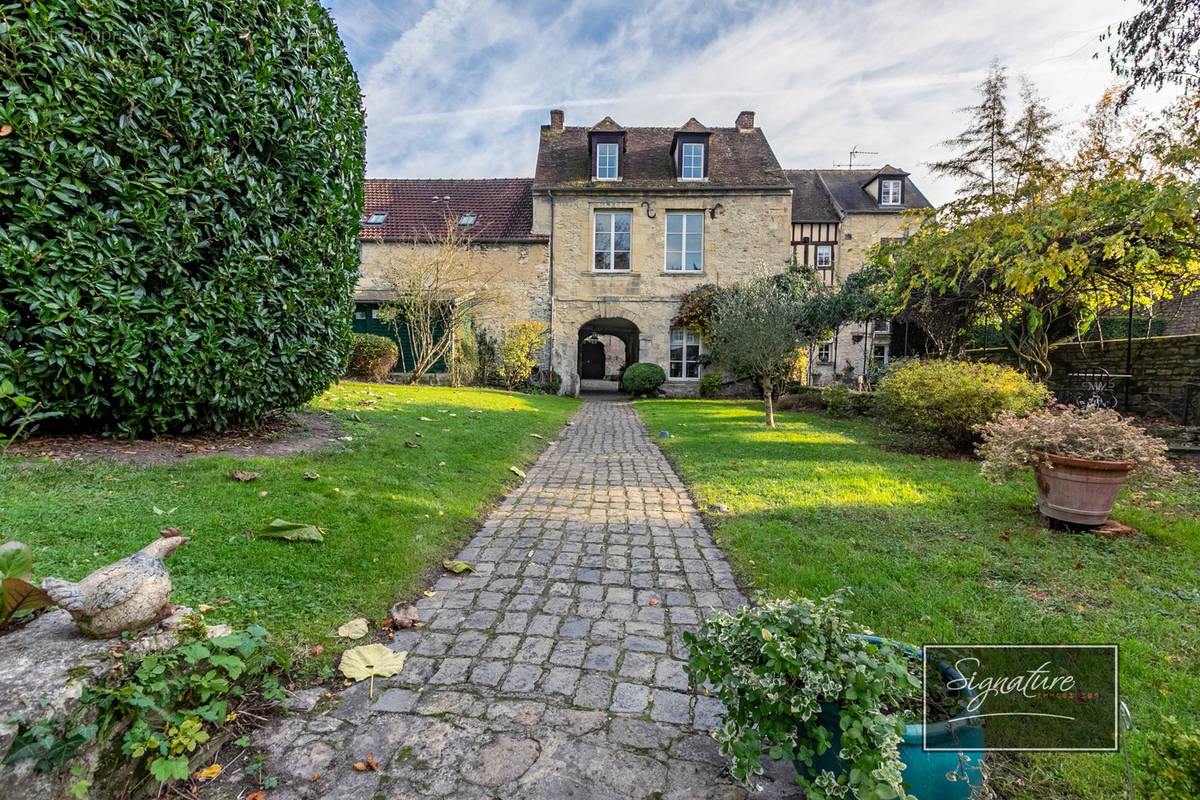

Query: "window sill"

xmin=664 ymin=269 xmax=705 ymax=275
xmin=592 ymin=269 xmax=632 ymax=274
xmin=677 ymin=177 xmax=709 ymax=182
xmin=667 ymin=376 xmax=701 ymax=382
xmin=594 ymin=177 xmax=622 ymax=182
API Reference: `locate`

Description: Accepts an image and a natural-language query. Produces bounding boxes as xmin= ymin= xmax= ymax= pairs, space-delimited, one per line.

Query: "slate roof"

xmin=811 ymin=167 xmax=931 ymax=220
xmin=534 ymin=121 xmax=789 ymax=188
xmin=782 ymin=170 xmax=840 ymax=222
xmin=359 ymin=178 xmax=541 ymax=242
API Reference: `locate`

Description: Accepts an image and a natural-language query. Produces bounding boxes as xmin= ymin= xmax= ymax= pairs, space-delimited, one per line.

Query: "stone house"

xmin=355 ymin=110 xmax=930 ymax=395
xmin=785 ymin=167 xmax=931 ymax=385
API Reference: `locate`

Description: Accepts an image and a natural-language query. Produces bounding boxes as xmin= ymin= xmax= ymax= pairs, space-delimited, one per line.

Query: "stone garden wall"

xmin=976 ymin=333 xmax=1200 ymax=421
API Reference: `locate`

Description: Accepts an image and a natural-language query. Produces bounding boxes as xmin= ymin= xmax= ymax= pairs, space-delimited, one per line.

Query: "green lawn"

xmin=1 ymin=383 xmax=579 ymax=652
xmin=635 ymin=399 xmax=1199 ymax=800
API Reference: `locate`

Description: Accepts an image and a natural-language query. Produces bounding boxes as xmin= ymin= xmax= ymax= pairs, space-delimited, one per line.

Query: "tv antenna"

xmin=834 ymin=145 xmax=878 ymax=169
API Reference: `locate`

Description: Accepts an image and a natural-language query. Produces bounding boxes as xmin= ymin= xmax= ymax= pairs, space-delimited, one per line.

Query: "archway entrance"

xmin=578 ymin=318 xmax=639 ymax=387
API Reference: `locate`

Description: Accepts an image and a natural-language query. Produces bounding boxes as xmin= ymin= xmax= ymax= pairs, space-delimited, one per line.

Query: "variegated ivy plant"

xmin=685 ymin=592 xmax=918 ymax=800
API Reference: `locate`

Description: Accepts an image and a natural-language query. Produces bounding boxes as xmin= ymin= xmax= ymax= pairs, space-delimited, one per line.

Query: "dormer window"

xmin=681 ymin=142 xmax=705 ymax=179
xmin=364 ymin=212 xmax=387 ymax=225
xmin=589 ymin=137 xmax=625 ymax=181
xmin=880 ymin=179 xmax=903 ymax=206
xmin=672 ymin=130 xmax=710 ymax=180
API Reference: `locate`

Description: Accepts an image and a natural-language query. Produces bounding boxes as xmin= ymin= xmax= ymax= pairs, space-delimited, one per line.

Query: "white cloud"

xmin=327 ymin=0 xmax=1174 ymax=205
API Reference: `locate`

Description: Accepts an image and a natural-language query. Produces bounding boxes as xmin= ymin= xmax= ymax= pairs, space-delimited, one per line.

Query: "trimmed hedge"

xmin=621 ymin=362 xmax=666 ymax=396
xmin=345 ymin=334 xmax=399 ymax=382
xmin=875 ymin=359 xmax=1049 ymax=451
xmin=0 ymin=1 xmax=365 ymax=434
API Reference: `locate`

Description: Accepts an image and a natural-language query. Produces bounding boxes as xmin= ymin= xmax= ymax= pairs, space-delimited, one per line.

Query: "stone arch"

xmin=578 ymin=317 xmax=640 ymax=381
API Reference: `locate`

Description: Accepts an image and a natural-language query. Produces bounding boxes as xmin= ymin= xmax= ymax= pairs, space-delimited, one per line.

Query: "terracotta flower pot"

xmin=1034 ymin=452 xmax=1135 ymax=526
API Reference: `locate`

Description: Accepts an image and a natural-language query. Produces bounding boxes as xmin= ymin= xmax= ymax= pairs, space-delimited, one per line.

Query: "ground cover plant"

xmin=636 ymin=398 xmax=1200 ymax=800
xmin=0 ymin=383 xmax=579 ymax=651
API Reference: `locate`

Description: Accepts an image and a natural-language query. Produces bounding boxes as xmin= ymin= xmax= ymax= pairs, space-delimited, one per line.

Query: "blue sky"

xmin=324 ymin=0 xmax=1162 ymax=206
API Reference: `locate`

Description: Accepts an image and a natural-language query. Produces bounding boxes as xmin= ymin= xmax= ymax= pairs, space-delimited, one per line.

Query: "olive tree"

xmin=708 ymin=270 xmax=840 ymax=427
xmin=0 ymin=0 xmax=365 ymax=434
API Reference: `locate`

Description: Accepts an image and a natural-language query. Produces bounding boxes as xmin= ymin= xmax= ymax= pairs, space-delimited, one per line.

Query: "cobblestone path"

xmin=211 ymin=396 xmax=799 ymax=800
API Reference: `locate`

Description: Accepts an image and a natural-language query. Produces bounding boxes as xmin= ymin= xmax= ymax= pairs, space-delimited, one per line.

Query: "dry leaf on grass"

xmin=259 ymin=519 xmax=323 ymax=542
xmin=229 ymin=470 xmax=261 ymax=482
xmin=509 ymin=466 xmax=525 ymax=478
xmin=337 ymin=618 xmax=369 ymax=639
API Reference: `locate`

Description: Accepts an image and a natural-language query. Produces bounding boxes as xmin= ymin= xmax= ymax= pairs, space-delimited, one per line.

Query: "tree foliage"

xmin=0 ymin=0 xmax=366 ymax=434
xmin=894 ymin=70 xmax=1200 ymax=377
xmin=1103 ymin=0 xmax=1200 ymax=106
xmin=708 ymin=270 xmax=843 ymax=426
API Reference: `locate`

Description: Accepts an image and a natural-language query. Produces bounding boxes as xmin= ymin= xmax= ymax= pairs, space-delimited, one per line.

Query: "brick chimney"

xmin=735 ymin=110 xmax=755 ymax=130
xmin=549 ymin=109 xmax=564 ymax=131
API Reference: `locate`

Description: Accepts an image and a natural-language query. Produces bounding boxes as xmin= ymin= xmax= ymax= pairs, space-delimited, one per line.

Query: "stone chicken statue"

xmin=40 ymin=534 xmax=189 ymax=638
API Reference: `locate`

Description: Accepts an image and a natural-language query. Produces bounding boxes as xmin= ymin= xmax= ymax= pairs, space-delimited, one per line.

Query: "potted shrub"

xmin=977 ymin=405 xmax=1176 ymax=526
xmin=686 ymin=593 xmax=984 ymax=800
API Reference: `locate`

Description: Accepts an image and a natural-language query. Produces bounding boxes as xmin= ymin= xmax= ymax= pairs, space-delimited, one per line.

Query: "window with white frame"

xmin=817 ymin=341 xmax=833 ymax=363
xmin=815 ymin=245 xmax=832 ymax=268
xmin=669 ymin=328 xmax=702 ymax=379
xmin=680 ymin=142 xmax=705 ymax=179
xmin=872 ymin=343 xmax=890 ymax=365
xmin=880 ymin=179 xmax=902 ymax=205
xmin=665 ymin=212 xmax=703 ymax=271
xmin=595 ymin=142 xmax=619 ymax=180
xmin=594 ymin=211 xmax=631 ymax=270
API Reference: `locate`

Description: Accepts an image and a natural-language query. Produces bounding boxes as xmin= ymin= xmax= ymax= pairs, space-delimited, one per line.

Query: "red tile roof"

xmin=359 ymin=178 xmax=542 ymax=242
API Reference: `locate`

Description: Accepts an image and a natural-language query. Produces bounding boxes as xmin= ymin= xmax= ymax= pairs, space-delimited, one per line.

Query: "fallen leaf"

xmin=422 ymin=590 xmax=437 ymax=597
xmin=509 ymin=466 xmax=525 ymax=478
xmin=193 ymin=763 xmax=222 ymax=780
xmin=340 ymin=645 xmax=408 ymax=698
xmin=649 ymin=598 xmax=659 ymax=605
xmin=259 ymin=518 xmax=323 ymax=542
xmin=443 ymin=559 xmax=476 ymax=574
xmin=311 ymin=644 xmax=325 ymax=656
xmin=337 ymin=618 xmax=370 ymax=639
xmin=198 ymin=604 xmax=215 ymax=612
xmin=380 ymin=617 xmax=393 ymax=630
xmin=418 ymin=416 xmax=433 ymax=421
xmin=247 ymin=793 xmax=267 ymax=800
xmin=258 ymin=490 xmax=268 ymax=497
xmin=0 ymin=124 xmax=11 ymax=136
xmin=303 ymin=472 xmax=320 ymax=480
xmin=391 ymin=602 xmax=419 ymax=628
xmin=999 ymin=535 xmax=1010 ymax=542
xmin=229 ymin=470 xmax=261 ymax=482
xmin=152 ymin=506 xmax=177 ymax=515
xmin=353 ymin=753 xmax=380 ymax=772
xmin=530 ymin=433 xmax=544 ymax=439
xmin=414 ymin=431 xmax=423 ymax=437
xmin=405 ymin=441 xmax=422 ymax=448
xmin=311 ymin=773 xmax=320 ymax=782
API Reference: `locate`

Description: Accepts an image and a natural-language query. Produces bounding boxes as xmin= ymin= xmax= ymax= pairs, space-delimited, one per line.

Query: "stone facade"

xmin=356 ymin=115 xmax=931 ymax=396
xmin=535 ymin=189 xmax=791 ymax=395
xmin=357 ymin=239 xmax=551 ymax=337
xmin=803 ymin=211 xmax=923 ymax=386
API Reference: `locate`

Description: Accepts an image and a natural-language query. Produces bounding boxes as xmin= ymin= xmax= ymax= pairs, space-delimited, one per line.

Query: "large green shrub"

xmin=0 ymin=1 xmax=365 ymax=434
xmin=345 ymin=334 xmax=398 ymax=383
xmin=621 ymin=362 xmax=666 ymax=396
xmin=875 ymin=359 xmax=1049 ymax=451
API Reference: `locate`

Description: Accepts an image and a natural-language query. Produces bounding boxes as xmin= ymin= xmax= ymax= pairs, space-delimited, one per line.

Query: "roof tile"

xmin=359 ymin=178 xmax=540 ymax=242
